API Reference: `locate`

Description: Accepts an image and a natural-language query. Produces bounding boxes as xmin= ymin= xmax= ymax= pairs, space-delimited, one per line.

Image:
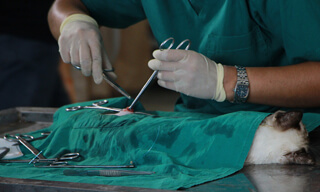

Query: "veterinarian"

xmin=48 ymin=0 xmax=320 ymax=115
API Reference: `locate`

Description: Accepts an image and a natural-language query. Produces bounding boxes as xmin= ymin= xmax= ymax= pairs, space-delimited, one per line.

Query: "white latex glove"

xmin=148 ymin=49 xmax=226 ymax=101
xmin=59 ymin=14 xmax=115 ymax=84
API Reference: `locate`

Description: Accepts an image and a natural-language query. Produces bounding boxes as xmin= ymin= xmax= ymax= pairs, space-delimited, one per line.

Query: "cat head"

xmin=263 ymin=110 xmax=304 ymax=132
xmin=262 ymin=110 xmax=315 ymax=165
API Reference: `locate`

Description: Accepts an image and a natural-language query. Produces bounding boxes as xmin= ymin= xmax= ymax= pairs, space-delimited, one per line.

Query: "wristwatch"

xmin=233 ymin=66 xmax=250 ymax=104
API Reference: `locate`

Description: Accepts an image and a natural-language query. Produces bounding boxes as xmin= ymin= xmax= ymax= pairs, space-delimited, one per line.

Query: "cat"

xmin=245 ymin=110 xmax=316 ymax=165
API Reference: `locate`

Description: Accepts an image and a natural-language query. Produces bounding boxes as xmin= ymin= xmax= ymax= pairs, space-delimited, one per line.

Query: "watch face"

xmin=236 ymin=85 xmax=249 ymax=98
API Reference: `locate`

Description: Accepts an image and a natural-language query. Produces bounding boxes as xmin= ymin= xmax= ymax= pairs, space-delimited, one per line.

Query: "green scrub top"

xmin=81 ymin=0 xmax=320 ymax=115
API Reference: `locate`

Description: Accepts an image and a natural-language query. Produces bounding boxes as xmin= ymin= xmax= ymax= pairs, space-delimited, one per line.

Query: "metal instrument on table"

xmin=34 ymin=161 xmax=135 ymax=168
xmin=127 ymin=37 xmax=191 ymax=111
xmin=4 ymin=132 xmax=51 ymax=143
xmin=63 ymin=169 xmax=154 ymax=177
xmin=4 ymin=134 xmax=48 ymax=159
xmin=65 ymin=100 xmax=122 ymax=112
xmin=0 ymin=152 xmax=80 ymax=164
xmin=1 ymin=151 xmax=135 ymax=170
xmin=73 ymin=65 xmax=131 ymax=99
xmin=0 ymin=147 xmax=9 ymax=160
xmin=16 ymin=135 xmax=45 ymax=159
xmin=65 ymin=99 xmax=154 ymax=116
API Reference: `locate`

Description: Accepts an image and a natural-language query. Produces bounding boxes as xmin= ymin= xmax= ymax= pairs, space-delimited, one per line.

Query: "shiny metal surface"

xmin=186 ymin=164 xmax=320 ymax=192
xmin=65 ymin=99 xmax=122 ymax=112
xmin=73 ymin=65 xmax=132 ymax=99
xmin=14 ymin=135 xmax=46 ymax=159
xmin=127 ymin=37 xmax=191 ymax=110
xmin=0 ymin=152 xmax=80 ymax=164
xmin=0 ymin=107 xmax=320 ymax=191
xmin=243 ymin=164 xmax=320 ymax=192
xmin=0 ymin=147 xmax=9 ymax=160
xmin=0 ymin=177 xmax=173 ymax=192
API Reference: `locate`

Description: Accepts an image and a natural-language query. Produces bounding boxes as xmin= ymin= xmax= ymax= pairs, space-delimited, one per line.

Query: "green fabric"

xmin=1 ymin=97 xmax=320 ymax=190
xmin=80 ymin=0 xmax=320 ymax=115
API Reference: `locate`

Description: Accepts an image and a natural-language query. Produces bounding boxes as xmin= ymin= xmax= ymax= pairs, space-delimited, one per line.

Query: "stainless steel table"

xmin=0 ymin=107 xmax=319 ymax=192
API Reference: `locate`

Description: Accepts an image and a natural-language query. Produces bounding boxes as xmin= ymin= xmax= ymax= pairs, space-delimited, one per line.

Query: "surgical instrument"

xmin=34 ymin=163 xmax=135 ymax=168
xmin=4 ymin=133 xmax=48 ymax=159
xmin=0 ymin=147 xmax=9 ymax=160
xmin=4 ymin=132 xmax=51 ymax=143
xmin=0 ymin=138 xmax=24 ymax=159
xmin=0 ymin=152 xmax=80 ymax=164
xmin=73 ymin=65 xmax=131 ymax=99
xmin=65 ymin=100 xmax=122 ymax=112
xmin=65 ymin=100 xmax=155 ymax=116
xmin=14 ymin=135 xmax=46 ymax=159
xmin=127 ymin=37 xmax=191 ymax=111
xmin=63 ymin=169 xmax=154 ymax=177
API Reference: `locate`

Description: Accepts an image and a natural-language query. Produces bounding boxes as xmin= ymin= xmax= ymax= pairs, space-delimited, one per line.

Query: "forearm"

xmin=224 ymin=62 xmax=320 ymax=108
xmin=48 ymin=0 xmax=89 ymax=40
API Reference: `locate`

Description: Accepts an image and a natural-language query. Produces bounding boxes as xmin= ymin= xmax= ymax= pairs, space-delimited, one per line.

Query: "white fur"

xmin=245 ymin=117 xmax=308 ymax=164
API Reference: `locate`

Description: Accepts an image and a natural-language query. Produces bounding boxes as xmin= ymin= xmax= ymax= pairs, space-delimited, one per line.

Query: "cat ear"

xmin=284 ymin=148 xmax=315 ymax=165
xmin=276 ymin=111 xmax=303 ymax=131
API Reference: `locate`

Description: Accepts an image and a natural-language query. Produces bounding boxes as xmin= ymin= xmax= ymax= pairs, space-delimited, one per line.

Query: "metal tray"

xmin=0 ymin=107 xmax=319 ymax=192
xmin=0 ymin=107 xmax=56 ymax=137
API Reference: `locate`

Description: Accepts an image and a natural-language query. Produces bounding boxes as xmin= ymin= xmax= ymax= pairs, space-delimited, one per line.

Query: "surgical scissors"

xmin=2 ymin=135 xmax=45 ymax=159
xmin=65 ymin=100 xmax=122 ymax=112
xmin=127 ymin=37 xmax=191 ymax=110
xmin=0 ymin=152 xmax=80 ymax=164
xmin=73 ymin=65 xmax=131 ymax=99
xmin=4 ymin=132 xmax=51 ymax=160
xmin=4 ymin=132 xmax=51 ymax=143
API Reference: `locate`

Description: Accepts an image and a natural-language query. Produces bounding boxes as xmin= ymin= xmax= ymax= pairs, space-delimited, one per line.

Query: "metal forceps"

xmin=127 ymin=37 xmax=191 ymax=110
xmin=65 ymin=99 xmax=154 ymax=116
xmin=3 ymin=134 xmax=48 ymax=159
xmin=34 ymin=161 xmax=135 ymax=168
xmin=4 ymin=132 xmax=51 ymax=143
xmin=73 ymin=65 xmax=131 ymax=99
xmin=0 ymin=152 xmax=80 ymax=164
xmin=65 ymin=100 xmax=122 ymax=112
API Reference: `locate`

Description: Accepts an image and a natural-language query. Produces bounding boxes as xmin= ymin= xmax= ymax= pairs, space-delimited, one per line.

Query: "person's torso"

xmin=142 ymin=0 xmax=294 ymax=114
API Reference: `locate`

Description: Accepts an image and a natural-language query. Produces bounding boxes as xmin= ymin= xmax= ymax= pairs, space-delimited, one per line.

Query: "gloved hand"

xmin=148 ymin=49 xmax=226 ymax=101
xmin=59 ymin=14 xmax=115 ymax=84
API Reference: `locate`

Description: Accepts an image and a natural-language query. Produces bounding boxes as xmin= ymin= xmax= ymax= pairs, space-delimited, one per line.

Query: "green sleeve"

xmin=250 ymin=0 xmax=320 ymax=64
xmin=279 ymin=0 xmax=320 ymax=63
xmin=81 ymin=0 xmax=146 ymax=28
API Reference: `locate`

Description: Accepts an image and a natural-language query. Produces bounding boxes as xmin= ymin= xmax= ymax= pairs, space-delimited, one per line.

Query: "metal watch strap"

xmin=233 ymin=66 xmax=249 ymax=104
